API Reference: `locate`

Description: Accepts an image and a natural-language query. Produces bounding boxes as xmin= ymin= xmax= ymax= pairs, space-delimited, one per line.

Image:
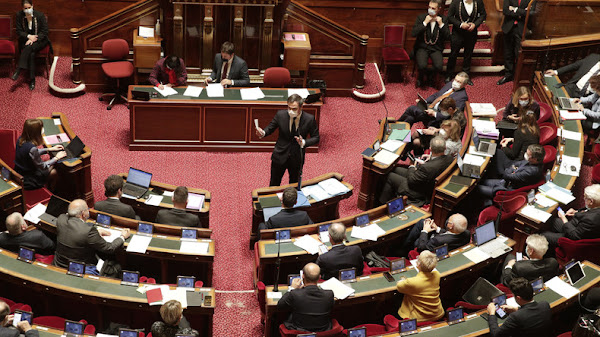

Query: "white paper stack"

xmin=545 ymin=276 xmax=580 ymax=299
xmin=463 ymin=247 xmax=490 ymax=263
xmin=293 ymin=235 xmax=322 ymax=255
xmin=206 ymin=83 xmax=225 ymax=97
xmin=240 ymin=87 xmax=265 ymax=100
xmin=186 ymin=193 xmax=205 ymax=210
xmin=381 ymin=140 xmax=404 ymax=153
xmin=350 ymin=224 xmax=385 ymax=241
xmin=317 ymin=178 xmax=350 ymax=196
xmin=145 ymin=194 xmax=163 ymax=206
xmin=301 ymin=185 xmax=330 ymax=202
xmin=126 ymin=235 xmax=152 ymax=253
xmin=183 ymin=86 xmax=203 ymax=97
xmin=101 ymin=228 xmax=123 ymax=243
xmin=559 ymin=155 xmax=582 ymax=176
xmin=539 ymin=182 xmax=575 ymax=205
xmin=162 ymin=288 xmax=188 ymax=308
xmin=179 ymin=241 xmax=209 ymax=254
xmin=373 ymin=150 xmax=400 ymax=166
xmin=23 ymin=203 xmax=46 ymax=224
xmin=559 ymin=110 xmax=586 ymax=120
xmin=472 ymin=119 xmax=499 ymax=139
xmin=319 ymin=278 xmax=355 ymax=300
xmin=464 ymin=153 xmax=486 ymax=166
xmin=155 ymin=86 xmax=178 ymax=97
xmin=470 ymin=103 xmax=497 ymax=117
xmin=535 ymin=193 xmax=557 ymax=208
xmin=288 ymin=88 xmax=310 ymax=98
xmin=559 ymin=129 xmax=583 ymax=141
xmin=138 ymin=26 xmax=155 ymax=38
xmin=521 ymin=205 xmax=552 ymax=223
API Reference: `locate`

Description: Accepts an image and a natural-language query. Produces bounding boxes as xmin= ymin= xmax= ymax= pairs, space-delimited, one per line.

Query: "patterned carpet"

xmin=0 ymin=58 xmax=591 ymax=335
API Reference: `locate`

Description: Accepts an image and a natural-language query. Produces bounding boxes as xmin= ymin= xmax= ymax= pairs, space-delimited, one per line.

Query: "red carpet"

xmin=0 ymin=58 xmax=591 ymax=335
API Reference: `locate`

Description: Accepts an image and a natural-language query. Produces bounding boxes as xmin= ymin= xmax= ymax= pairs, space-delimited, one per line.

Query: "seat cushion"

xmin=592 ymin=164 xmax=600 ymax=184
xmin=102 ymin=61 xmax=134 ymax=79
xmin=0 ymin=40 xmax=15 ymax=55
xmin=382 ymin=46 xmax=410 ymax=62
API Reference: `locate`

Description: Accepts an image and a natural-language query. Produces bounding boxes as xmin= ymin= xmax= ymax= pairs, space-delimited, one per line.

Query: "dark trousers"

xmin=447 ymin=31 xmax=477 ymax=75
xmin=379 ymin=167 xmax=409 ymax=205
xmin=18 ymin=40 xmax=48 ymax=78
xmin=269 ymin=154 xmax=302 ymax=186
xmin=395 ymin=219 xmax=427 ymax=257
xmin=491 ymin=149 xmax=514 ymax=178
xmin=398 ymin=105 xmax=429 ymax=126
xmin=503 ymin=26 xmax=522 ymax=78
xmin=541 ymin=217 xmax=567 ymax=249
xmin=415 ymin=48 xmax=444 ymax=81
xmin=476 ymin=178 xmax=505 ymax=207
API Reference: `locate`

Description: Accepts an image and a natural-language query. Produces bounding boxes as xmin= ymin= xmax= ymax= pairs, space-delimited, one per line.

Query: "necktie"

xmin=291 ymin=117 xmax=298 ymax=136
xmin=514 ymin=0 xmax=521 ymax=25
xmin=221 ymin=61 xmax=229 ymax=81
xmin=582 ymin=69 xmax=600 ymax=94
xmin=428 ymin=89 xmax=453 ymax=109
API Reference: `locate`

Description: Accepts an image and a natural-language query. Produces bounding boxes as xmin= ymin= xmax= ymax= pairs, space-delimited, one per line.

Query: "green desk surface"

xmin=0 ymin=178 xmax=16 ymax=194
xmin=132 ymin=86 xmax=318 ymax=102
xmin=103 ymin=225 xmax=212 ymax=255
xmin=40 ymin=118 xmax=81 ymax=164
xmin=261 ymin=207 xmax=429 ymax=256
xmin=142 ymin=189 xmax=174 ymax=205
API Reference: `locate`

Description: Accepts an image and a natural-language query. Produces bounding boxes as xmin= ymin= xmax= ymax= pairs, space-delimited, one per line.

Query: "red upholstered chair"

xmin=100 ymin=39 xmax=134 ymax=110
xmin=543 ymin=145 xmax=557 ymax=171
xmin=382 ymin=25 xmax=410 ymax=82
xmin=34 ymin=254 xmax=54 ymax=265
xmin=263 ymin=67 xmax=291 ymax=88
xmin=342 ymin=324 xmax=387 ymax=336
xmin=537 ymin=102 xmax=553 ymax=123
xmin=0 ymin=297 xmax=31 ymax=313
xmin=33 ymin=317 xmax=96 ymax=334
xmin=495 ymin=283 xmax=513 ymax=297
xmin=539 ymin=122 xmax=558 ymax=145
xmin=0 ymin=15 xmax=16 ymax=74
xmin=555 ymin=237 xmax=600 ymax=266
xmin=477 ymin=192 xmax=528 ymax=236
xmin=557 ymin=332 xmax=572 ymax=337
xmin=593 ymin=143 xmax=600 ymax=162
xmin=592 ymin=164 xmax=600 ymax=184
xmin=257 ymin=281 xmax=266 ymax=324
xmin=279 ymin=319 xmax=344 ymax=337
xmin=408 ymin=248 xmax=420 ymax=260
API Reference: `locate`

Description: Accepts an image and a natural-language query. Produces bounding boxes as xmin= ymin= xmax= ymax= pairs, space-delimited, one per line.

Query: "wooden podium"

xmin=282 ymin=32 xmax=310 ymax=87
xmin=133 ymin=28 xmax=162 ymax=84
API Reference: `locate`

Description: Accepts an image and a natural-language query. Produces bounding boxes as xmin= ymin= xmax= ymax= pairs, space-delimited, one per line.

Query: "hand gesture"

xmin=426 ymin=109 xmax=436 ymax=117
xmin=573 ymin=98 xmax=581 ymax=104
xmin=423 ymin=219 xmax=436 ymax=232
xmin=55 ymin=151 xmax=67 ymax=160
xmin=98 ymin=228 xmax=111 ymax=236
xmin=17 ymin=321 xmax=32 ymax=333
xmin=545 ymin=69 xmax=557 ymax=76
xmin=460 ymin=22 xmax=469 ymax=30
xmin=121 ymin=228 xmax=131 ymax=240
xmin=507 ymin=114 xmax=520 ymax=122
xmin=204 ymin=77 xmax=213 ymax=85
xmin=565 ymin=208 xmax=577 ymax=217
xmin=165 ymin=84 xmax=173 ymax=88
xmin=421 ymin=153 xmax=431 ymax=161
xmin=295 ymin=135 xmax=304 ymax=146
xmin=157 ymin=84 xmax=165 ymax=90
xmin=256 ymin=127 xmax=265 ymax=138
xmin=220 ymin=79 xmax=232 ymax=86
xmin=25 ymin=40 xmax=33 ymax=46
xmin=501 ymin=304 xmax=518 ymax=314
xmin=436 ymin=16 xmax=443 ymax=25
xmin=468 ymin=23 xmax=476 ymax=31
xmin=424 ymin=15 xmax=433 ymax=24
xmin=290 ymin=277 xmax=303 ymax=289
xmin=509 ymin=5 xmax=516 ymax=10
xmin=51 ymin=144 xmax=64 ymax=151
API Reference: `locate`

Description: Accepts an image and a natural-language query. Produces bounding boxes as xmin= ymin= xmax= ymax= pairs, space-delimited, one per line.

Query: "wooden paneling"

xmin=133 ymin=106 xmax=201 ymax=141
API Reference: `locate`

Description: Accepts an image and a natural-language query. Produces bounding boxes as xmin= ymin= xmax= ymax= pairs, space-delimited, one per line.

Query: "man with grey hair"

xmin=500 ymin=234 xmax=559 ymax=286
xmin=0 ymin=212 xmax=54 ymax=254
xmin=396 ymin=213 xmax=470 ymax=257
xmin=0 ymin=300 xmax=38 ymax=337
xmin=316 ymin=222 xmax=363 ymax=280
xmin=54 ymin=199 xmax=130 ymax=275
xmin=542 ymin=184 xmax=600 ymax=249
xmin=380 ymin=136 xmax=454 ymax=206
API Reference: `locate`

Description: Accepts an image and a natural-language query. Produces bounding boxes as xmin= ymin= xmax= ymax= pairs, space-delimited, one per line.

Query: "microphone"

xmin=376 ymin=83 xmax=391 ymax=142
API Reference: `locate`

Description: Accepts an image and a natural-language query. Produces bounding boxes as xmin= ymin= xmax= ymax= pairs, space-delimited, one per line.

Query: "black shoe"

xmin=467 ymin=79 xmax=474 ymax=86
xmin=496 ymin=76 xmax=512 ymax=85
xmin=29 ymin=79 xmax=35 ymax=91
xmin=11 ymin=69 xmax=20 ymax=81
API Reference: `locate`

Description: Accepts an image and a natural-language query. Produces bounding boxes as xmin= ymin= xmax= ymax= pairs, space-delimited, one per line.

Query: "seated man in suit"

xmin=316 ymin=222 xmax=363 ymax=280
xmin=486 ymin=277 xmax=552 ymax=336
xmin=0 ymin=212 xmax=54 ymax=255
xmin=545 ymin=53 xmax=600 ymax=98
xmin=396 ymin=213 xmax=470 ymax=257
xmin=204 ymin=41 xmax=250 ymax=87
xmin=476 ymin=144 xmax=545 ymax=207
xmin=0 ymin=300 xmax=39 ymax=337
xmin=379 ymin=136 xmax=454 ymax=206
xmin=261 ymin=187 xmax=313 ymax=231
xmin=156 ymin=186 xmax=200 ymax=228
xmin=54 ymin=199 xmax=130 ymax=276
xmin=500 ymin=234 xmax=559 ymax=286
xmin=277 ymin=262 xmax=335 ymax=332
xmin=399 ymin=72 xmax=469 ymax=127
xmin=542 ymin=184 xmax=600 ymax=250
xmin=94 ymin=175 xmax=138 ymax=219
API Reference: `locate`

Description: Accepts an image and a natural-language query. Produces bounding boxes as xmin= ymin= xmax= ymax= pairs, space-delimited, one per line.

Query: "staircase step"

xmin=443 ymin=48 xmax=492 ymax=55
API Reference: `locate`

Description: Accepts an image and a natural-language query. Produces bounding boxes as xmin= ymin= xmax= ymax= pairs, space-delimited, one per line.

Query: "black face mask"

xmin=222 ymin=56 xmax=230 ymax=63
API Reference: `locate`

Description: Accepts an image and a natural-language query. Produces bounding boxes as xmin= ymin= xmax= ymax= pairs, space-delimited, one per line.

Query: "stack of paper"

xmin=373 ymin=150 xmax=400 ymax=166
xmin=293 ymin=235 xmax=322 ymax=254
xmin=183 ymin=86 xmax=203 ymax=97
xmin=156 ymin=86 xmax=178 ymax=97
xmin=301 ymin=185 xmax=331 ymax=202
xmin=240 ymin=87 xmax=265 ymax=100
xmin=388 ymin=129 xmax=411 ymax=142
xmin=317 ymin=178 xmax=350 ymax=196
xmin=381 ymin=139 xmax=404 ymax=152
xmin=43 ymin=133 xmax=69 ymax=145
xmin=463 ymin=247 xmax=490 ymax=263
xmin=206 ymin=83 xmax=225 ymax=97
xmin=539 ymin=182 xmax=575 ymax=204
xmin=186 ymin=193 xmax=205 ymax=210
xmin=545 ymin=276 xmax=579 ymax=299
xmin=559 ymin=128 xmax=583 ymax=141
xmin=288 ymin=88 xmax=310 ymax=99
xmin=470 ymin=103 xmax=497 ymax=117
xmin=559 ymin=110 xmax=586 ymax=120
xmin=138 ymin=26 xmax=155 ymax=38
xmin=24 ymin=203 xmax=47 ymax=224
xmin=126 ymin=235 xmax=152 ymax=253
xmin=350 ymin=224 xmax=385 ymax=241
xmin=472 ymin=119 xmax=499 ymax=139
xmin=180 ymin=241 xmax=209 ymax=254
xmin=101 ymin=228 xmax=123 ymax=243
xmin=145 ymin=286 xmax=188 ymax=307
xmin=535 ymin=193 xmax=557 ymax=208
xmin=559 ymin=155 xmax=581 ymax=176
xmin=521 ymin=205 xmax=552 ymax=223
xmin=464 ymin=153 xmax=486 ymax=166
xmin=319 ymin=278 xmax=355 ymax=300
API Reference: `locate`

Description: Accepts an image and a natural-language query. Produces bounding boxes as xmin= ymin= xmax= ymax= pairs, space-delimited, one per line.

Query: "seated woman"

xmin=14 ymin=119 xmax=66 ymax=190
xmin=492 ymin=111 xmax=540 ymax=176
xmin=149 ymin=55 xmax=188 ymax=90
xmin=411 ymin=97 xmax=465 ymax=156
xmin=12 ymin=0 xmax=50 ymax=90
xmin=501 ymin=86 xmax=540 ymax=136
xmin=151 ymin=300 xmax=198 ymax=337
xmin=575 ymin=74 xmax=600 ymax=133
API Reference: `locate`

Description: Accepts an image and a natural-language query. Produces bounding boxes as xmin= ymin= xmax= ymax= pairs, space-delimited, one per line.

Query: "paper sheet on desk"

xmin=121 ymin=193 xmax=137 ymax=200
xmin=463 ymin=247 xmax=490 ymax=264
xmin=163 ymin=288 xmax=188 ymax=308
xmin=410 ymin=259 xmax=438 ymax=273
xmin=53 ymin=118 xmax=61 ymax=125
xmin=138 ymin=26 xmax=155 ymax=38
xmin=206 ymin=83 xmax=224 ymax=97
xmin=240 ymin=87 xmax=265 ymax=100
xmin=293 ymin=235 xmax=322 ymax=254
xmin=464 ymin=153 xmax=486 ymax=166
xmin=155 ymin=86 xmax=178 ymax=97
xmin=24 ymin=203 xmax=46 ymax=224
xmin=145 ymin=194 xmax=163 ymax=206
xmin=373 ymin=149 xmax=399 ymax=166
xmin=163 ymin=191 xmax=174 ymax=197
xmin=301 ymin=185 xmax=330 ymax=202
xmin=470 ymin=103 xmax=497 ymax=117
xmin=521 ymin=205 xmax=552 ymax=222
xmin=560 ymin=110 xmax=586 ymax=120
xmin=126 ymin=235 xmax=152 ymax=253
xmin=559 ymin=155 xmax=581 ymax=176
xmin=559 ymin=128 xmax=582 ymax=141
xmin=180 ymin=241 xmax=209 ymax=254
xmin=351 ymin=224 xmax=385 ymax=241
xmin=43 ymin=133 xmax=69 ymax=145
xmin=288 ymin=88 xmax=309 ymax=99
xmin=318 ymin=178 xmax=350 ymax=196
xmin=263 ymin=206 xmax=282 ymax=222
xmin=183 ymin=86 xmax=203 ymax=97
xmin=535 ymin=194 xmax=557 ymax=208
xmin=380 ymin=139 xmax=404 ymax=152
xmin=186 ymin=193 xmax=205 ymax=210
xmin=267 ymin=292 xmax=282 ymax=300
xmin=546 ymin=276 xmax=579 ymax=299
xmin=101 ymin=228 xmax=123 ymax=243
xmin=319 ymin=278 xmax=355 ymax=300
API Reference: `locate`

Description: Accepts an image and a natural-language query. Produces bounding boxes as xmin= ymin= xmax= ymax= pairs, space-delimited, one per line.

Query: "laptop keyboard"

xmin=122 ymin=184 xmax=147 ymax=197
xmin=560 ymin=97 xmax=577 ymax=110
xmin=479 ymin=238 xmax=510 ymax=257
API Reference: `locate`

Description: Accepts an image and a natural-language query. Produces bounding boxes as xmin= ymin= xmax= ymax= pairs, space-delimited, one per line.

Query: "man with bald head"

xmin=277 ymin=263 xmax=335 ymax=332
xmin=54 ymin=199 xmax=130 ymax=275
xmin=0 ymin=300 xmax=38 ymax=337
xmin=396 ymin=213 xmax=470 ymax=257
xmin=0 ymin=212 xmax=54 ymax=254
xmin=316 ymin=223 xmax=363 ymax=280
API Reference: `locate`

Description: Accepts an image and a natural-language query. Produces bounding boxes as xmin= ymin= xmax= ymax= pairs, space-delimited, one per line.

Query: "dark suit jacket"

xmin=501 ymin=256 xmax=559 ymax=286
xmin=0 ymin=327 xmax=39 ymax=337
xmin=557 ymin=53 xmax=600 ymax=97
xmin=15 ymin=10 xmax=48 ymax=46
xmin=209 ymin=54 xmax=250 ymax=86
xmin=415 ymin=228 xmax=471 ymax=253
xmin=54 ymin=214 xmax=124 ymax=268
xmin=316 ymin=244 xmax=364 ymax=280
xmin=149 ymin=57 xmax=187 ymax=87
xmin=263 ymin=110 xmax=320 ymax=166
xmin=94 ymin=198 xmax=137 ymax=220
xmin=501 ymin=0 xmax=531 ymax=34
xmin=0 ymin=229 xmax=55 ymax=255
xmin=562 ymin=207 xmax=600 ymax=240
xmin=447 ymin=0 xmax=487 ymax=34
xmin=402 ymin=154 xmax=455 ymax=206
xmin=277 ymin=285 xmax=335 ymax=332
xmin=426 ymin=80 xmax=469 ymax=113
xmin=156 ymin=208 xmax=200 ymax=228
xmin=502 ymin=128 xmax=539 ymax=161
xmin=412 ymin=13 xmax=450 ymax=52
xmin=500 ymin=161 xmax=542 ymax=190
xmin=488 ymin=301 xmax=553 ymax=337
xmin=266 ymin=208 xmax=313 ymax=230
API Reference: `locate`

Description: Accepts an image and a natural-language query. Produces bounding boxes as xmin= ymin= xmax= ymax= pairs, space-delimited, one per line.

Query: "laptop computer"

xmin=387 ymin=196 xmax=405 ymax=217
xmin=39 ymin=195 xmax=70 ymax=225
xmin=472 ymin=131 xmax=497 ymax=156
xmin=339 ymin=267 xmax=357 ymax=283
xmin=275 ymin=229 xmax=291 ymax=243
xmin=96 ymin=213 xmax=111 ymax=227
xmin=122 ymin=167 xmax=153 ymax=199
xmin=474 ymin=221 xmax=511 ymax=258
xmin=457 ymin=152 xmax=481 ymax=179
xmin=121 ymin=270 xmax=140 ymax=286
xmin=399 ymin=318 xmax=417 ymax=336
xmin=17 ymin=246 xmax=35 ymax=263
xmin=559 ymin=97 xmax=579 ymax=110
xmin=131 ymin=90 xmax=151 ymax=101
xmin=58 ymin=136 xmax=85 ymax=162
xmin=177 ymin=275 xmax=196 ymax=289
xmin=119 ymin=329 xmax=139 ymax=337
xmin=347 ymin=327 xmax=366 ymax=337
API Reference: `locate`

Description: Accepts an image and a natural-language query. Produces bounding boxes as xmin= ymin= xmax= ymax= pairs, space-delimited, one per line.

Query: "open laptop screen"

xmin=119 ymin=329 xmax=138 ymax=337
xmin=127 ymin=168 xmax=152 ymax=188
xmin=96 ymin=213 xmax=111 ymax=226
xmin=65 ymin=320 xmax=84 ymax=335
xmin=475 ymin=221 xmax=496 ymax=246
xmin=46 ymin=195 xmax=70 ymax=217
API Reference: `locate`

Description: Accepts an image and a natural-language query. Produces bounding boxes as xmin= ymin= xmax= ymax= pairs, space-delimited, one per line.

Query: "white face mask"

xmin=452 ymin=80 xmax=461 ymax=90
xmin=524 ymin=152 xmax=530 ymax=161
xmin=518 ymin=99 xmax=529 ymax=106
xmin=439 ymin=129 xmax=448 ymax=137
xmin=440 ymin=110 xmax=450 ymax=117
xmin=590 ymin=88 xmax=597 ymax=95
xmin=428 ymin=8 xmax=437 ymax=16
xmin=288 ymin=110 xmax=298 ymax=118
xmin=24 ymin=7 xmax=33 ymax=15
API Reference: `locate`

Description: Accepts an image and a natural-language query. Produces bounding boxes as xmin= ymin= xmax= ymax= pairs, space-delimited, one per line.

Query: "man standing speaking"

xmin=256 ymin=94 xmax=320 ymax=186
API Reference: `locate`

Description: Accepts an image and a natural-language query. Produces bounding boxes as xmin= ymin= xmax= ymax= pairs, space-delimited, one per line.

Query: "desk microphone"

xmin=376 ymin=83 xmax=391 ymax=142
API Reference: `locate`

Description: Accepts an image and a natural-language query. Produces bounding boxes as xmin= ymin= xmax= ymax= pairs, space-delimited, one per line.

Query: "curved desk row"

xmin=0 ymin=249 xmax=215 ymax=336
xmin=0 ymin=158 xmax=25 ymax=230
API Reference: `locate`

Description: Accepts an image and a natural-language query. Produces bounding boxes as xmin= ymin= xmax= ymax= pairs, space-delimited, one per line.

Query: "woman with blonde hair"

xmin=440 ymin=119 xmax=462 ymax=157
xmin=503 ymin=86 xmax=540 ymax=123
xmin=151 ymin=300 xmax=198 ymax=337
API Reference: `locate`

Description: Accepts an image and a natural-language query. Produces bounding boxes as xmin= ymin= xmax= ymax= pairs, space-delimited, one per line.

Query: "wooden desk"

xmin=127 ymin=86 xmax=322 ymax=152
xmin=39 ymin=112 xmax=93 ymax=206
xmin=117 ymin=172 xmax=211 ymax=228
xmin=133 ymin=28 xmax=162 ymax=84
xmin=282 ymin=32 xmax=311 ymax=87
xmin=512 ymin=72 xmax=584 ymax=252
xmin=0 ymin=249 xmax=215 ymax=336
xmin=263 ymin=239 xmax=517 ymax=337
xmin=357 ymin=120 xmax=409 ymax=210
xmin=0 ymin=158 xmax=25 ymax=231
xmin=250 ymin=172 xmax=354 ymax=248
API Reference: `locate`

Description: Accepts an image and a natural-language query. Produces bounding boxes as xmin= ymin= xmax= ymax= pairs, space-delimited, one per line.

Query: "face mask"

xmin=221 ymin=57 xmax=229 ymax=63
xmin=288 ymin=110 xmax=298 ymax=118
xmin=428 ymin=8 xmax=437 ymax=16
xmin=452 ymin=80 xmax=461 ymax=90
xmin=518 ymin=99 xmax=529 ymax=106
xmin=524 ymin=152 xmax=530 ymax=161
xmin=590 ymin=88 xmax=597 ymax=94
xmin=24 ymin=8 xmax=33 ymax=15
xmin=439 ymin=129 xmax=448 ymax=137
xmin=440 ymin=110 xmax=450 ymax=117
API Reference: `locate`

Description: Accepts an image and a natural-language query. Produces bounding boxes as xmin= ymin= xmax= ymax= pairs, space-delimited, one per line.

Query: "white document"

xmin=535 ymin=194 xmax=557 ymax=208
xmin=96 ymin=258 xmax=105 ymax=272
xmin=183 ymin=86 xmax=203 ymax=97
xmin=463 ymin=247 xmax=491 ymax=264
xmin=126 ymin=235 xmax=152 ymax=254
xmin=472 ymin=119 xmax=498 ymax=133
xmin=521 ymin=205 xmax=552 ymax=223
xmin=560 ymin=109 xmax=586 ymax=120
xmin=319 ymin=231 xmax=330 ymax=243
xmin=506 ymin=296 xmax=520 ymax=308
xmin=163 ymin=191 xmax=174 ymax=197
xmin=254 ymin=119 xmax=260 ymax=130
xmin=288 ymin=88 xmax=310 ymax=99
xmin=138 ymin=26 xmax=155 ymax=38
xmin=318 ymin=178 xmax=350 ymax=196
xmin=470 ymin=103 xmax=497 ymax=117
xmin=155 ymin=86 xmax=178 ymax=97
xmin=101 ymin=228 xmax=123 ymax=243
xmin=545 ymin=276 xmax=580 ymax=299
xmin=53 ymin=118 xmax=61 ymax=125
xmin=560 ymin=129 xmax=582 ymax=141
xmin=267 ymin=291 xmax=283 ymax=300
xmin=240 ymin=87 xmax=265 ymax=100
xmin=559 ymin=155 xmax=581 ymax=176
xmin=319 ymin=278 xmax=355 ymax=300
xmin=464 ymin=153 xmax=486 ymax=166
xmin=206 ymin=83 xmax=225 ymax=97
xmin=301 ymin=185 xmax=330 ymax=202
xmin=186 ymin=193 xmax=205 ymax=210
xmin=24 ymin=203 xmax=47 ymax=224
xmin=373 ymin=149 xmax=400 ymax=166
xmin=145 ymin=194 xmax=163 ymax=206
xmin=179 ymin=241 xmax=209 ymax=254
xmin=293 ymin=235 xmax=322 ymax=255
xmin=380 ymin=139 xmax=404 ymax=153
xmin=121 ymin=193 xmax=137 ymax=200
xmin=351 ymin=224 xmax=385 ymax=241
xmin=163 ymin=288 xmax=188 ymax=308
